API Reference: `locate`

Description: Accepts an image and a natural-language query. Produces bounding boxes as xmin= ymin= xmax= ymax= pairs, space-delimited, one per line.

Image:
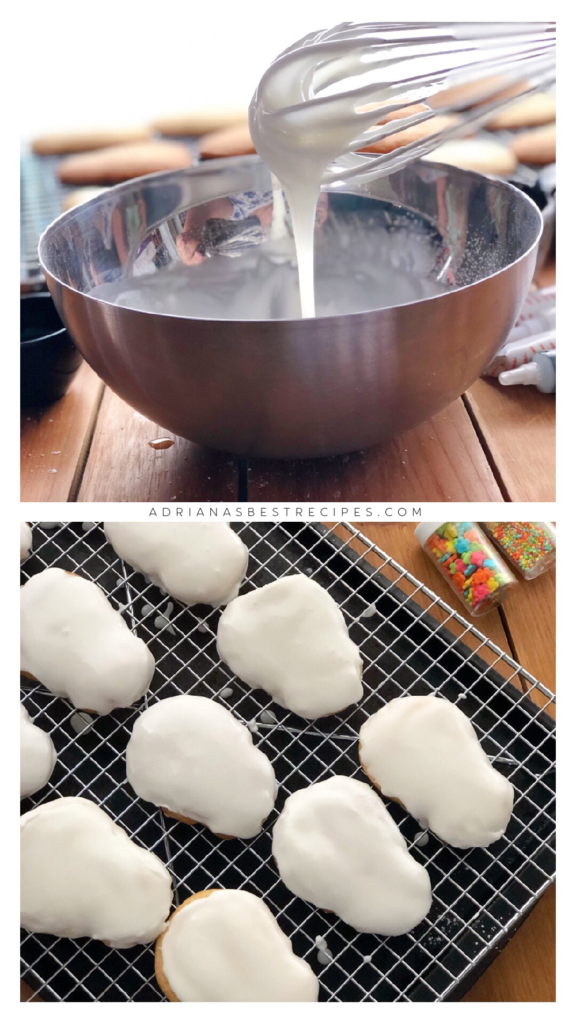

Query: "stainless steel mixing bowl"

xmin=39 ymin=156 xmax=542 ymax=458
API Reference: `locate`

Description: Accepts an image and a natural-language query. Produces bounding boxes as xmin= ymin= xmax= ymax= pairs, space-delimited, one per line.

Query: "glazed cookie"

xmin=20 ymin=567 xmax=155 ymax=715
xmin=424 ymin=137 xmax=517 ymax=176
xmin=21 ymin=797 xmax=173 ymax=947
xmin=126 ymin=696 xmax=275 ymax=839
xmin=32 ymin=126 xmax=152 ymax=155
xmin=20 ymin=522 xmax=32 ymax=561
xmin=103 ymin=522 xmax=248 ymax=607
xmin=20 ymin=706 xmax=57 ymax=799
xmin=272 ymin=776 xmax=432 ymax=935
xmin=155 ymin=889 xmax=318 ymax=1001
xmin=217 ymin=574 xmax=363 ymax=719
xmin=359 ymin=696 xmax=514 ymax=849
xmin=58 ymin=140 xmax=193 ymax=185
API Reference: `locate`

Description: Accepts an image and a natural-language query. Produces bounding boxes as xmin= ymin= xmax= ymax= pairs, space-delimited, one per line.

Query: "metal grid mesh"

xmin=20 ymin=521 xmax=556 ymax=1003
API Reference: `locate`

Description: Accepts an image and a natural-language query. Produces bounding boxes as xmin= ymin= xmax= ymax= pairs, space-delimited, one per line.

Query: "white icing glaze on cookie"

xmin=217 ymin=575 xmax=363 ymax=718
xmin=359 ymin=695 xmax=514 ymax=849
xmin=20 ymin=567 xmax=155 ymax=715
xmin=158 ymin=889 xmax=318 ymax=1001
xmin=126 ymin=696 xmax=276 ymax=838
xmin=272 ymin=774 xmax=430 ymax=937
xmin=20 ymin=705 xmax=57 ymax=799
xmin=20 ymin=797 xmax=173 ymax=947
xmin=272 ymin=776 xmax=431 ymax=935
xmin=103 ymin=523 xmax=248 ymax=607
xmin=20 ymin=522 xmax=32 ymax=561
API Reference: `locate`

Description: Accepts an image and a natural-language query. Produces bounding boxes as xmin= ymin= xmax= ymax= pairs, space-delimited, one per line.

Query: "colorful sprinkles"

xmin=422 ymin=522 xmax=516 ymax=614
xmin=483 ymin=523 xmax=556 ymax=580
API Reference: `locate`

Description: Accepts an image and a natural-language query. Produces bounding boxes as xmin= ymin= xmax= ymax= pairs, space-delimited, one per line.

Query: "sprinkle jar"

xmin=482 ymin=523 xmax=556 ymax=580
xmin=415 ymin=522 xmax=517 ymax=616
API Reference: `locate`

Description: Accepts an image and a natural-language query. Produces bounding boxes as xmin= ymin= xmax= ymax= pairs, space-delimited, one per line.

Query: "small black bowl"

xmin=21 ymin=292 xmax=83 ymax=407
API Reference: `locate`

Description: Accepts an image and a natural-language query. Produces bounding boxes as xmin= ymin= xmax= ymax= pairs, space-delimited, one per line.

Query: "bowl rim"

xmin=20 ymin=291 xmax=69 ymax=346
xmin=38 ymin=155 xmax=543 ymax=326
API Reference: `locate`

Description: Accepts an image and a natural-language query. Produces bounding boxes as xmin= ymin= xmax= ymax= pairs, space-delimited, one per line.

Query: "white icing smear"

xmin=20 ymin=797 xmax=173 ymax=947
xmin=20 ymin=567 xmax=155 ymax=715
xmin=359 ymin=695 xmax=514 ymax=849
xmin=217 ymin=574 xmax=363 ymax=719
xmin=126 ymin=696 xmax=276 ymax=839
xmin=20 ymin=705 xmax=57 ymax=799
xmin=272 ymin=776 xmax=432 ymax=935
xmin=158 ymin=889 xmax=318 ymax=1001
xmin=20 ymin=522 xmax=32 ymax=561
xmin=103 ymin=523 xmax=248 ymax=608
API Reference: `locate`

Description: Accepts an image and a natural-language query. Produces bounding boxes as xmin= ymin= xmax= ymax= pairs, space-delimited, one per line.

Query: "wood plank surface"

xmin=77 ymin=387 xmax=238 ymax=502
xmin=465 ymin=379 xmax=555 ymax=501
xmin=247 ymin=400 xmax=504 ymax=502
xmin=20 ymin=362 xmax=104 ymax=502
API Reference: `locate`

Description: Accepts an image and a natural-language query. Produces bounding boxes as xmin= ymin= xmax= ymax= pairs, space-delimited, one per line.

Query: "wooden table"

xmin=20 ymin=266 xmax=555 ymax=503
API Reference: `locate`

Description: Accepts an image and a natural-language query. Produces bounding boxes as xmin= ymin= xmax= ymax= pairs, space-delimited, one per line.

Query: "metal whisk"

xmin=253 ymin=22 xmax=556 ymax=187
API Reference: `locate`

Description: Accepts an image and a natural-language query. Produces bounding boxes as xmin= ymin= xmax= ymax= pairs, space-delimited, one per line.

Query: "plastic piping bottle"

xmin=499 ymin=352 xmax=556 ymax=394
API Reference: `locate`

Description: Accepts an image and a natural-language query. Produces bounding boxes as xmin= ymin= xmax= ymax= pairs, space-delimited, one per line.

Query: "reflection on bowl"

xmin=39 ymin=156 xmax=541 ymax=457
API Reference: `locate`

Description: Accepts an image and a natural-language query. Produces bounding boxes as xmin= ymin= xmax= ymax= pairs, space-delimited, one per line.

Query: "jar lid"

xmin=414 ymin=522 xmax=447 ymax=545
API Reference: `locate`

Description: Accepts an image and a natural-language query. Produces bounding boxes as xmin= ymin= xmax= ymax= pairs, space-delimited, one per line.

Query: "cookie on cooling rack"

xmin=358 ymin=695 xmax=514 ymax=849
xmin=424 ymin=136 xmax=518 ymax=176
xmin=103 ymin=522 xmax=248 ymax=608
xmin=57 ymin=140 xmax=193 ymax=185
xmin=20 ymin=567 xmax=155 ymax=715
xmin=155 ymin=889 xmax=319 ymax=1001
xmin=511 ymin=123 xmax=556 ymax=166
xmin=216 ymin=574 xmax=363 ymax=719
xmin=198 ymin=122 xmax=256 ymax=159
xmin=32 ymin=126 xmax=152 ymax=156
xmin=152 ymin=110 xmax=248 ymax=137
xmin=487 ymin=91 xmax=556 ymax=130
xmin=20 ymin=522 xmax=32 ymax=561
xmin=272 ymin=776 xmax=432 ymax=936
xmin=126 ymin=696 xmax=275 ymax=840
xmin=20 ymin=797 xmax=173 ymax=947
xmin=20 ymin=705 xmax=56 ymax=799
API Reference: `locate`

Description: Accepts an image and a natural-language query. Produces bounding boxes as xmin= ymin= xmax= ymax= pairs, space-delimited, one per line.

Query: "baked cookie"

xmin=58 ymin=140 xmax=193 ymax=185
xmin=487 ymin=91 xmax=556 ymax=130
xmin=511 ymin=123 xmax=556 ymax=166
xmin=272 ymin=776 xmax=431 ymax=935
xmin=217 ymin=574 xmax=363 ymax=719
xmin=155 ymin=889 xmax=318 ymax=1001
xmin=103 ymin=522 xmax=248 ymax=607
xmin=126 ymin=696 xmax=275 ymax=839
xmin=20 ymin=567 xmax=155 ymax=715
xmin=20 ymin=522 xmax=32 ymax=561
xmin=199 ymin=123 xmax=256 ymax=159
xmin=152 ymin=110 xmax=248 ymax=137
xmin=21 ymin=797 xmax=172 ymax=947
xmin=61 ymin=187 xmax=109 ymax=212
xmin=32 ymin=127 xmax=152 ymax=156
xmin=424 ymin=137 xmax=517 ymax=176
xmin=20 ymin=706 xmax=56 ymax=799
xmin=359 ymin=695 xmax=514 ymax=849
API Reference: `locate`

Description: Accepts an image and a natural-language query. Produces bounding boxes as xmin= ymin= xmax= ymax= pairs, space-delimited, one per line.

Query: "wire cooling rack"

xmin=20 ymin=522 xmax=556 ymax=1003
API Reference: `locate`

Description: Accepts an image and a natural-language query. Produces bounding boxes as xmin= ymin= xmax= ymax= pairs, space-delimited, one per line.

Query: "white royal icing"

xmin=272 ymin=776 xmax=432 ymax=936
xmin=20 ymin=797 xmax=173 ymax=947
xmin=359 ymin=695 xmax=515 ymax=849
xmin=217 ymin=575 xmax=363 ymax=718
xmin=103 ymin=523 xmax=248 ymax=607
xmin=20 ymin=522 xmax=32 ymax=561
xmin=20 ymin=705 xmax=57 ymax=799
xmin=20 ymin=568 xmax=155 ymax=715
xmin=126 ymin=696 xmax=276 ymax=838
xmin=158 ymin=889 xmax=318 ymax=1001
